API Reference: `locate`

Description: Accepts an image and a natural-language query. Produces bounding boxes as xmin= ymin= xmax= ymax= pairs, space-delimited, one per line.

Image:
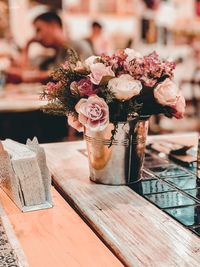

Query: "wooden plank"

xmin=43 ymin=135 xmax=200 ymax=267
xmin=0 ymin=187 xmax=123 ymax=267
xmin=147 ymin=132 xmax=199 ymax=146
xmin=0 ymin=84 xmax=47 ymax=112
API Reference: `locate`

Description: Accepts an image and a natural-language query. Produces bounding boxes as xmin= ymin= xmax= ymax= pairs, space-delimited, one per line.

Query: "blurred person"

xmin=0 ymin=1 xmax=8 ymax=38
xmin=142 ymin=0 xmax=160 ymax=10
xmin=84 ymin=21 xmax=112 ymax=55
xmin=6 ymin=11 xmax=93 ymax=83
xmin=192 ymin=41 xmax=200 ymax=69
xmin=141 ymin=0 xmax=160 ymax=44
xmin=0 ymin=1 xmax=19 ymax=71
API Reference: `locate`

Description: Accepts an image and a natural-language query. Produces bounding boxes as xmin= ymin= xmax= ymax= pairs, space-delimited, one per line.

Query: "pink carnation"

xmin=143 ymin=52 xmax=163 ymax=79
xmin=114 ymin=49 xmax=128 ymax=60
xmin=89 ymin=63 xmax=115 ymax=85
xmin=126 ymin=57 xmax=145 ymax=79
xmin=163 ymin=61 xmax=176 ymax=77
xmin=109 ymin=50 xmax=128 ymax=70
xmin=75 ymin=95 xmax=109 ymax=131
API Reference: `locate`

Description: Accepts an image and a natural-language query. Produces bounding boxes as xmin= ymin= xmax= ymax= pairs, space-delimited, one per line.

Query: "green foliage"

xmin=41 ymin=102 xmax=67 ymax=116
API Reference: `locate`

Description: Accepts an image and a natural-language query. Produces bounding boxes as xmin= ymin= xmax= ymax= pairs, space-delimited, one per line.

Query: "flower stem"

xmin=108 ymin=122 xmax=118 ymax=148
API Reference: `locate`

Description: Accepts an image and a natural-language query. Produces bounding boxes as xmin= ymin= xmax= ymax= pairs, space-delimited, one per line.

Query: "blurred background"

xmin=0 ymin=0 xmax=199 ymax=143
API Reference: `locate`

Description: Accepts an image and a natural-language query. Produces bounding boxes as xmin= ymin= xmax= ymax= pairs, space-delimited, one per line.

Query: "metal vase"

xmin=197 ymin=137 xmax=200 ymax=179
xmin=84 ymin=116 xmax=149 ymax=185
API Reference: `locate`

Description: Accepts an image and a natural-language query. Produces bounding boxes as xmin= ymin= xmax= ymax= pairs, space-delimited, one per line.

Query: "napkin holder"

xmin=0 ymin=137 xmax=52 ymax=212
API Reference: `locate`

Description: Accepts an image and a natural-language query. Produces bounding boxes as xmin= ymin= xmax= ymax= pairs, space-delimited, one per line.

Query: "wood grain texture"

xmin=0 ymin=84 xmax=47 ymax=112
xmin=0 ymin=187 xmax=122 ymax=267
xmin=43 ymin=133 xmax=200 ymax=267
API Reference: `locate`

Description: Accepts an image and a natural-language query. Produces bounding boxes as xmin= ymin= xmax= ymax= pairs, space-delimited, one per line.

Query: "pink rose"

xmin=75 ymin=95 xmax=109 ymax=131
xmin=154 ymin=78 xmax=180 ymax=106
xmin=89 ymin=63 xmax=115 ymax=85
xmin=70 ymin=78 xmax=95 ymax=97
xmin=171 ymin=94 xmax=186 ymax=119
xmin=68 ymin=114 xmax=83 ymax=132
xmin=108 ymin=74 xmax=142 ymax=100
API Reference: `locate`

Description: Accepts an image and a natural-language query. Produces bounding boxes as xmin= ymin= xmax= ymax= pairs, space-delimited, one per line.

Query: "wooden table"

xmin=0 ymin=84 xmax=67 ymax=143
xmin=0 ymin=83 xmax=47 ymax=112
xmin=43 ymin=132 xmax=200 ymax=267
xmin=0 ymin=187 xmax=122 ymax=267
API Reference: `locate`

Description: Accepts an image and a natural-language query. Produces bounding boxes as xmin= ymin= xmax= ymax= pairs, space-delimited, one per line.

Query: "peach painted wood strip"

xmin=43 ymin=135 xmax=200 ymax=267
xmin=0 ymin=187 xmax=123 ymax=267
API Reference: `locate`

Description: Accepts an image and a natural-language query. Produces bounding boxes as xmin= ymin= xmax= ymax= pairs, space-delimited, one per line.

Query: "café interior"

xmin=0 ymin=0 xmax=200 ymax=267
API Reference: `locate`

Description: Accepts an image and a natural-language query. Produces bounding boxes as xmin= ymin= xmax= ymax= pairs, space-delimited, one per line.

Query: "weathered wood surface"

xmin=43 ymin=133 xmax=200 ymax=267
xmin=0 ymin=187 xmax=122 ymax=267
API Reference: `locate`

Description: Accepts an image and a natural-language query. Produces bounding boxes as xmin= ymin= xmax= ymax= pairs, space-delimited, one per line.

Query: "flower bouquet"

xmin=42 ymin=48 xmax=185 ymax=185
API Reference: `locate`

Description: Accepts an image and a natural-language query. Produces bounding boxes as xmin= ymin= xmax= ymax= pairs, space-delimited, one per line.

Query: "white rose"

xmin=89 ymin=63 xmax=115 ymax=85
xmin=108 ymin=74 xmax=142 ymax=101
xmin=85 ymin=56 xmax=100 ymax=68
xmin=125 ymin=48 xmax=142 ymax=64
xmin=154 ymin=78 xmax=180 ymax=106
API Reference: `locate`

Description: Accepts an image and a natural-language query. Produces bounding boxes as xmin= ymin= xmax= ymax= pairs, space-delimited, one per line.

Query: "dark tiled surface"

xmin=148 ymin=165 xmax=190 ymax=178
xmin=144 ymin=191 xmax=196 ymax=209
xmin=132 ymin=148 xmax=200 ymax=237
xmin=187 ymin=164 xmax=197 ymax=175
xmin=141 ymin=170 xmax=155 ymax=180
xmin=184 ymin=188 xmax=200 ymax=201
xmin=164 ymin=205 xmax=200 ymax=226
xmin=191 ymin=226 xmax=200 ymax=236
xmin=141 ymin=179 xmax=175 ymax=195
xmin=165 ymin=176 xmax=198 ymax=190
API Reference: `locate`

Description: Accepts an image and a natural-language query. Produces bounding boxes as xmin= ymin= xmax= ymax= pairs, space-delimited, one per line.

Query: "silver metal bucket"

xmin=197 ymin=137 xmax=200 ymax=179
xmin=84 ymin=116 xmax=149 ymax=185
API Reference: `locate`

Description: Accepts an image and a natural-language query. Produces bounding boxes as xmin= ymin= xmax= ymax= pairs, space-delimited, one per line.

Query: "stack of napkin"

xmin=0 ymin=137 xmax=52 ymax=212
